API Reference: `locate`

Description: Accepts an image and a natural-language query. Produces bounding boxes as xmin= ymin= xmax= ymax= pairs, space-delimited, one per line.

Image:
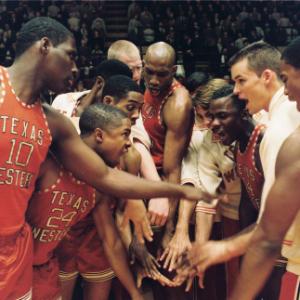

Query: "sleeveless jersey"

xmin=142 ymin=80 xmax=182 ymax=170
xmin=27 ymin=164 xmax=95 ymax=266
xmin=236 ymin=124 xmax=265 ymax=210
xmin=0 ymin=66 xmax=52 ymax=235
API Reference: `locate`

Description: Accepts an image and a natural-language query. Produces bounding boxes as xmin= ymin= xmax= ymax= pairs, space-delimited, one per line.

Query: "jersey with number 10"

xmin=0 ymin=66 xmax=52 ymax=235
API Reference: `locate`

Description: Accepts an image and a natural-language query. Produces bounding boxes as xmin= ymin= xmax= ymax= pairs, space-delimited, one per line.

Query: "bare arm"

xmin=93 ymin=194 xmax=142 ymax=299
xmin=160 ymin=195 xmax=195 ymax=271
xmin=162 ymin=88 xmax=194 ymax=232
xmin=45 ymin=105 xmax=207 ymax=201
xmin=175 ymin=224 xmax=255 ymax=286
xmin=134 ymin=141 xmax=169 ymax=226
xmin=230 ymin=131 xmax=300 ymax=300
xmin=120 ymin=146 xmax=153 ymax=243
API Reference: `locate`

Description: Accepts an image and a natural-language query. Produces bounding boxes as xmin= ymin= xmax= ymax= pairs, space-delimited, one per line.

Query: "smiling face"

xmin=280 ymin=60 xmax=300 ymax=111
xmin=231 ymin=58 xmax=268 ymax=114
xmin=209 ymin=96 xmax=244 ymax=145
xmin=44 ymin=37 xmax=78 ymax=93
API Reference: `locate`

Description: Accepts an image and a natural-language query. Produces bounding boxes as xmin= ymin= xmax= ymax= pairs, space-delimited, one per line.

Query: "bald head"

xmin=145 ymin=42 xmax=176 ymax=67
xmin=107 ymin=40 xmax=142 ymax=84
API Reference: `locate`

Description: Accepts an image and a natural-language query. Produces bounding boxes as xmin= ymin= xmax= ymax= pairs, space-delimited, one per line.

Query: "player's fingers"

xmin=159 ymin=247 xmax=169 ymax=261
xmin=185 ymin=277 xmax=194 ymax=292
xmin=120 ymin=214 xmax=129 ymax=229
xmin=159 ymin=214 xmax=168 ymax=227
xmin=169 ymin=251 xmax=179 ymax=272
xmin=148 ymin=211 xmax=157 ymax=225
xmin=134 ymin=225 xmax=145 ymax=244
xmin=198 ymin=273 xmax=205 ymax=289
xmin=151 ymin=256 xmax=161 ymax=268
xmin=141 ymin=219 xmax=153 ymax=242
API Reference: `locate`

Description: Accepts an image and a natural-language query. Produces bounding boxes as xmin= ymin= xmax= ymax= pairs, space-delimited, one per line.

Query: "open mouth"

xmin=149 ymin=87 xmax=160 ymax=96
xmin=213 ymin=130 xmax=227 ymax=143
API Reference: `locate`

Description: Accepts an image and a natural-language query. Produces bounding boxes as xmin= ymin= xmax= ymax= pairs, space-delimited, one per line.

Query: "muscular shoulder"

xmin=163 ymin=86 xmax=193 ymax=130
xmin=165 ymin=86 xmax=192 ymax=112
xmin=120 ymin=145 xmax=141 ymax=175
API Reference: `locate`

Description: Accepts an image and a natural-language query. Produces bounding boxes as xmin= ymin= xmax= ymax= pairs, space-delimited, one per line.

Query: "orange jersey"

xmin=0 ymin=66 xmax=52 ymax=235
xmin=236 ymin=124 xmax=265 ymax=210
xmin=141 ymin=80 xmax=182 ymax=170
xmin=27 ymin=164 xmax=96 ymax=266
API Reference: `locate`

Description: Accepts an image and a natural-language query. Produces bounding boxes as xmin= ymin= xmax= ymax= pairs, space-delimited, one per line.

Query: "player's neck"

xmin=8 ymin=58 xmax=44 ymax=104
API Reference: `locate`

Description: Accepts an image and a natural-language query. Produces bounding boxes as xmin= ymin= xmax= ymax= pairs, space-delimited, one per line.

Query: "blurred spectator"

xmin=128 ymin=13 xmax=143 ymax=45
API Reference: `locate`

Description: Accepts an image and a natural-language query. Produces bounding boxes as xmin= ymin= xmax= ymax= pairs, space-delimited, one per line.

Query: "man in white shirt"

xmin=176 ymin=41 xmax=300 ymax=300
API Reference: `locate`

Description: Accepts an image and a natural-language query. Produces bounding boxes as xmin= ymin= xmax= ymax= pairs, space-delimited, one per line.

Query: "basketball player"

xmin=52 ymin=59 xmax=132 ymax=117
xmin=0 ymin=16 xmax=208 ymax=299
xmin=229 ymin=37 xmax=300 ymax=300
xmin=176 ymin=41 xmax=300 ymax=299
xmin=108 ymin=40 xmax=170 ymax=228
xmin=28 ymin=104 xmax=143 ymax=300
xmin=107 ymin=40 xmax=142 ymax=84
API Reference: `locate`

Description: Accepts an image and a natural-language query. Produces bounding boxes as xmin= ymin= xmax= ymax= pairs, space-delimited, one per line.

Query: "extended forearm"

xmin=196 ymin=211 xmax=214 ymax=244
xmin=103 ymin=238 xmax=139 ymax=296
xmin=135 ymin=142 xmax=161 ymax=181
xmin=229 ymin=226 xmax=281 ymax=300
xmin=175 ymin=197 xmax=196 ymax=234
xmin=115 ymin=209 xmax=132 ymax=250
xmin=225 ymin=223 xmax=256 ymax=258
xmin=164 ymin=168 xmax=181 ymax=229
xmin=101 ymin=168 xmax=187 ymax=200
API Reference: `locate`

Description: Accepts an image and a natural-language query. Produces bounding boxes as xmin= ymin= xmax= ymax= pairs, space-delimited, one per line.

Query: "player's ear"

xmin=39 ymin=37 xmax=52 ymax=56
xmin=261 ymin=69 xmax=273 ymax=85
xmin=103 ymin=95 xmax=115 ymax=105
xmin=94 ymin=128 xmax=104 ymax=143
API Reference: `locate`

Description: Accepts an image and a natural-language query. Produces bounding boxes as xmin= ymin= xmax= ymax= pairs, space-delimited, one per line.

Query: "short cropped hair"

xmin=228 ymin=41 xmax=281 ymax=77
xmin=193 ymin=78 xmax=228 ymax=109
xmin=107 ymin=40 xmax=139 ymax=60
xmin=15 ymin=17 xmax=73 ymax=58
xmin=102 ymin=75 xmax=142 ymax=102
xmin=282 ymin=36 xmax=300 ymax=69
xmin=79 ymin=103 xmax=128 ymax=135
xmin=94 ymin=59 xmax=132 ymax=81
xmin=211 ymin=84 xmax=246 ymax=112
xmin=185 ymin=72 xmax=210 ymax=94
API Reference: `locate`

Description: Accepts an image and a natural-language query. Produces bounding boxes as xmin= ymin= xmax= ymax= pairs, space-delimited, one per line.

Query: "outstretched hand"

xmin=129 ymin=236 xmax=178 ymax=287
xmin=160 ymin=230 xmax=191 ymax=272
xmin=174 ymin=240 xmax=230 ymax=285
xmin=121 ymin=200 xmax=153 ymax=244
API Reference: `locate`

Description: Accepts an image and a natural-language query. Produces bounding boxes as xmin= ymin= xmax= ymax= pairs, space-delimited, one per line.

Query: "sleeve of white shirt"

xmin=51 ymin=91 xmax=90 ymax=117
xmin=195 ymin=141 xmax=221 ymax=215
xmin=131 ymin=115 xmax=151 ymax=150
xmin=181 ymin=129 xmax=219 ymax=215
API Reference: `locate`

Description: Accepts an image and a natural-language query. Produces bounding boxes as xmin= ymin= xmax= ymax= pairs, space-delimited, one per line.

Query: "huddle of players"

xmin=2 ymin=15 xmax=300 ymax=300
xmin=0 ymin=17 xmax=208 ymax=300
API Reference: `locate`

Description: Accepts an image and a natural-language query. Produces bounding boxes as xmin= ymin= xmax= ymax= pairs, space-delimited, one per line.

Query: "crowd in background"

xmin=0 ymin=0 xmax=298 ymax=87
